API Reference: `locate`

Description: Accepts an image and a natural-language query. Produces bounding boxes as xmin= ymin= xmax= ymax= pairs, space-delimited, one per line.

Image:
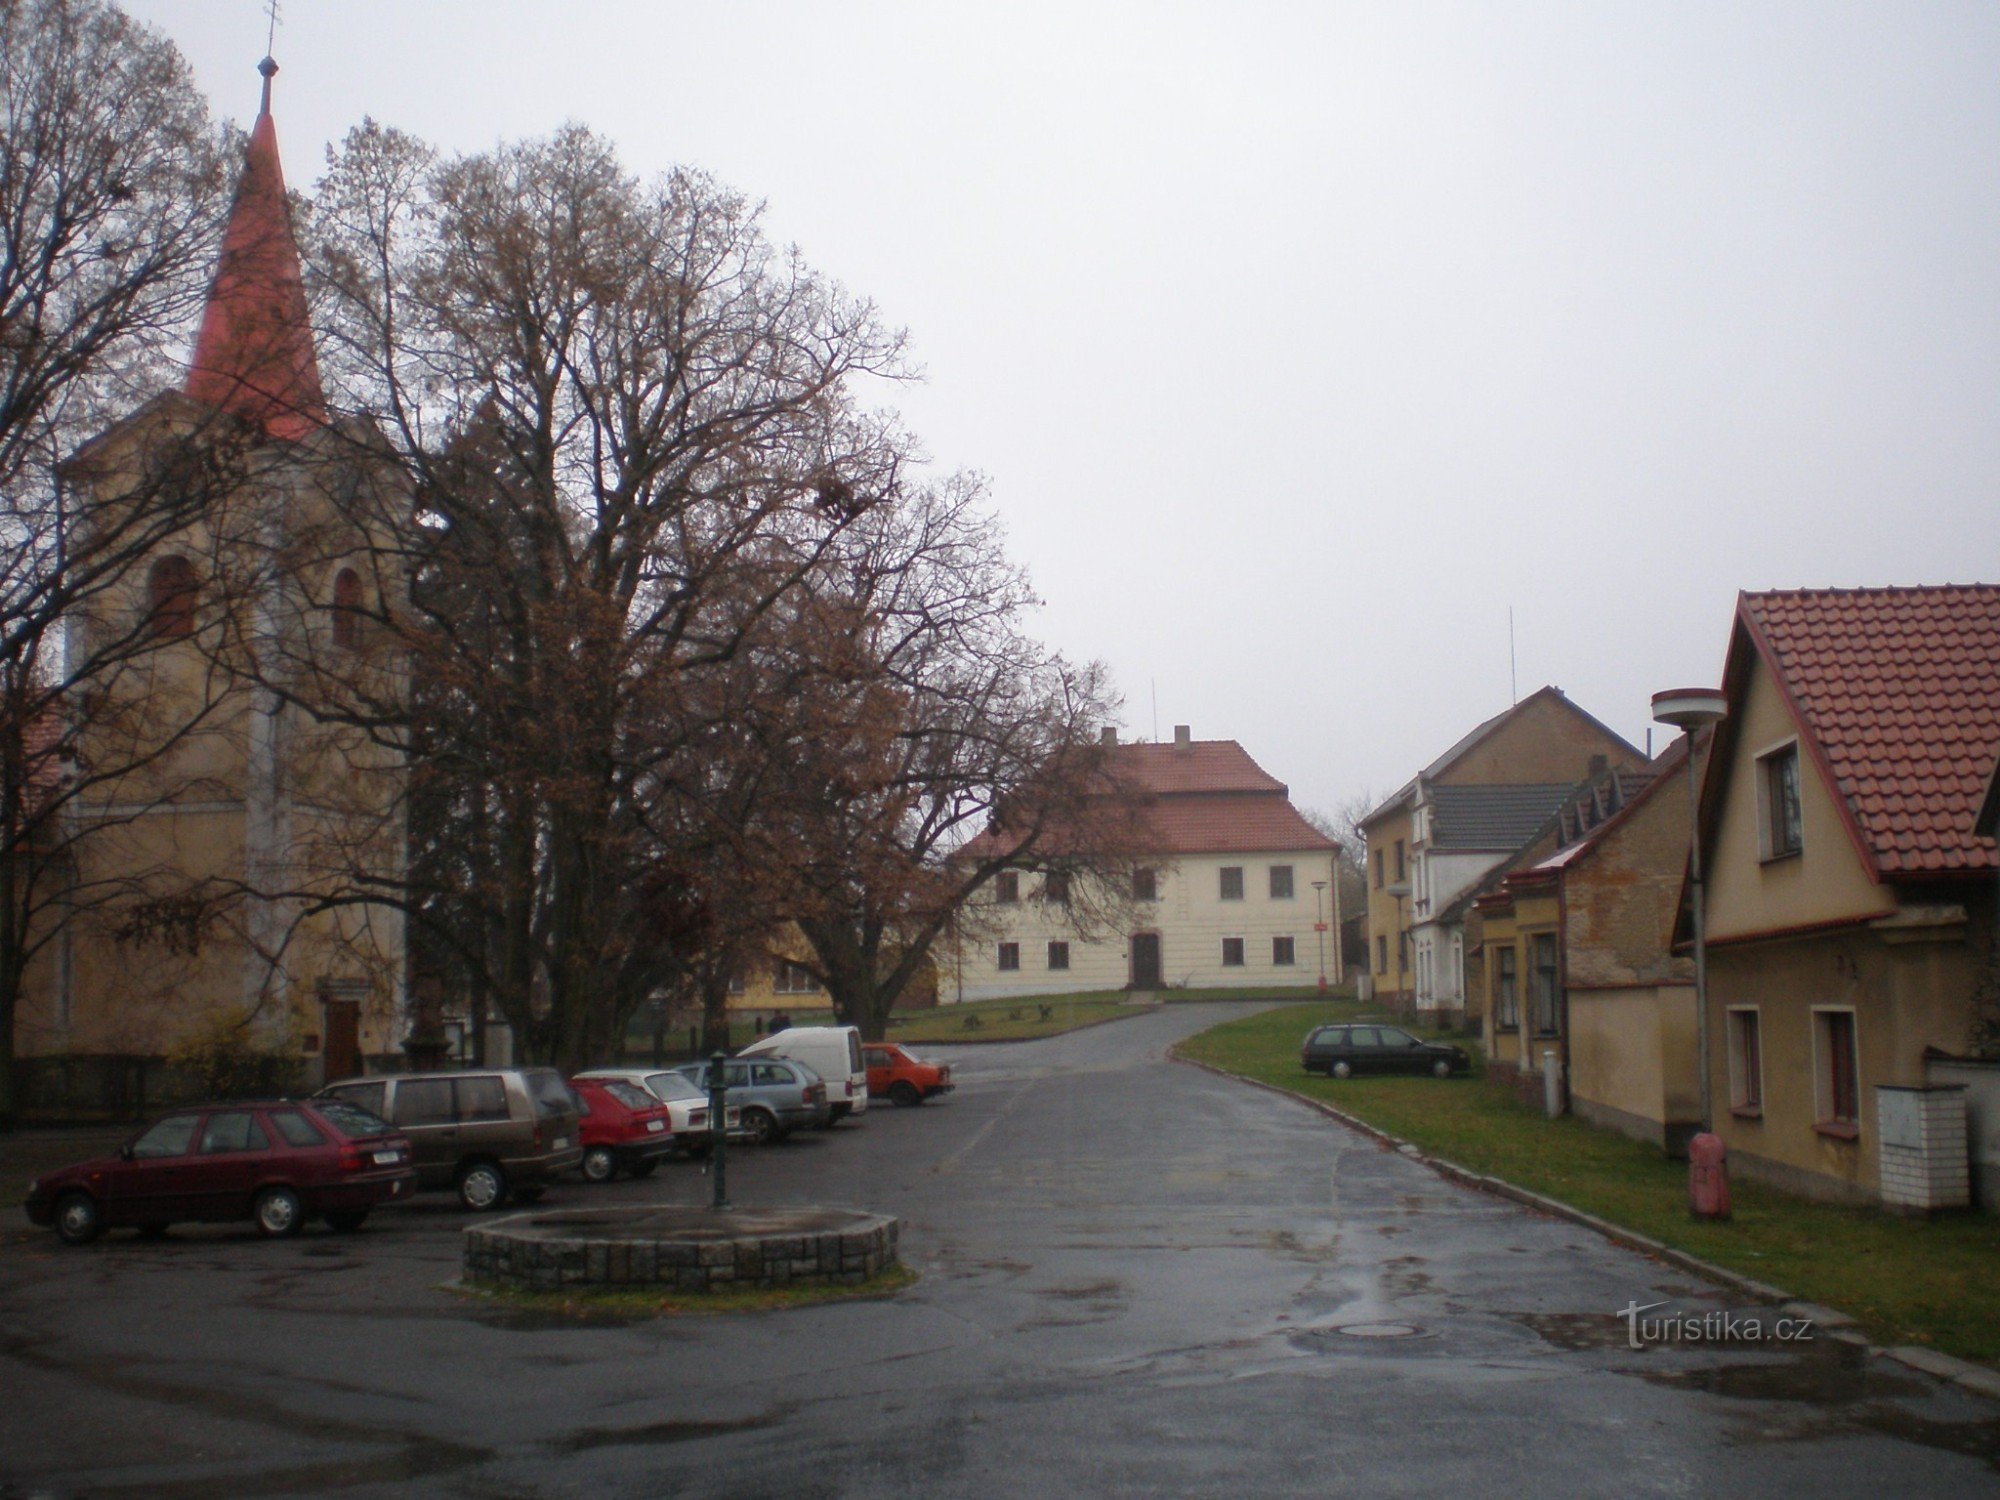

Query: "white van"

xmin=738 ymin=1025 xmax=870 ymax=1123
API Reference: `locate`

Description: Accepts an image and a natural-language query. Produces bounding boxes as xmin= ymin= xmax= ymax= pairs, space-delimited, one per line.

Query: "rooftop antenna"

xmin=1150 ymin=678 xmax=1158 ymax=743
xmin=1508 ymin=606 xmax=1518 ymax=705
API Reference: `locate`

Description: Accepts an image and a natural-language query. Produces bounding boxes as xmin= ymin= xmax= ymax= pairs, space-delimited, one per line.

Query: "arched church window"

xmin=147 ymin=556 xmax=197 ymax=639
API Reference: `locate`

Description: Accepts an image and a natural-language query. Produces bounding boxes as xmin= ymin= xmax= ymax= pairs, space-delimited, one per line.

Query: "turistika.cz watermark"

xmin=1617 ymin=1300 xmax=1816 ymax=1350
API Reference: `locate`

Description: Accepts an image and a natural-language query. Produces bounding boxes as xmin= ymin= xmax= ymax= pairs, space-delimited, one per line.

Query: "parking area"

xmin=5 ymin=1003 xmax=2000 ymax=1498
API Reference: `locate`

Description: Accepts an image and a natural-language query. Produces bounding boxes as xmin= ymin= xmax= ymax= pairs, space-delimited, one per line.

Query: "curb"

xmin=1170 ymin=1048 xmax=2000 ymax=1406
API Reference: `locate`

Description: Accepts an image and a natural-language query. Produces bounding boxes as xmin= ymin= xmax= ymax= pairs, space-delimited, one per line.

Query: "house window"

xmin=1759 ymin=744 xmax=1803 ymax=860
xmin=147 ymin=555 xmax=197 ymax=638
xmin=1529 ymin=933 xmax=1560 ymax=1035
xmin=331 ymin=567 xmax=364 ymax=650
xmin=997 ymin=942 xmax=1020 ymax=972
xmin=994 ymin=872 xmax=1019 ymax=904
xmin=1221 ymin=937 xmax=1245 ymax=967
xmin=1272 ymin=935 xmax=1295 ymax=966
xmin=1219 ymin=867 xmax=1244 ymax=901
xmin=1041 ymin=872 xmax=1070 ymax=904
xmin=1132 ymin=867 xmax=1157 ymax=902
xmin=1727 ymin=1008 xmax=1763 ymax=1115
xmin=1047 ymin=940 xmax=1070 ymax=970
xmin=773 ymin=961 xmax=822 ymax=994
xmin=1269 ymin=865 xmax=1294 ymax=899
xmin=1495 ymin=947 xmax=1518 ymax=1028
xmin=1373 ymin=848 xmax=1384 ymax=888
xmin=1375 ymin=935 xmax=1387 ymax=974
xmin=1815 ymin=1008 xmax=1859 ymax=1132
xmin=1394 ymin=840 xmax=1406 ymax=882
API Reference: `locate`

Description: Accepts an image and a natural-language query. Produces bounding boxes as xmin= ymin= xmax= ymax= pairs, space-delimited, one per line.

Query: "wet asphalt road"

xmin=4 ymin=1001 xmax=2000 ymax=1498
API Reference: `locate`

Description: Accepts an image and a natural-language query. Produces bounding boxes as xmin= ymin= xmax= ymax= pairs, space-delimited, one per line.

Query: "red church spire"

xmin=184 ymin=56 xmax=327 ymax=442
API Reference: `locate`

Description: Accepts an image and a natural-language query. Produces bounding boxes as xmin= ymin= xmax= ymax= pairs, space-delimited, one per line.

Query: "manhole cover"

xmin=1333 ymin=1322 xmax=1423 ymax=1339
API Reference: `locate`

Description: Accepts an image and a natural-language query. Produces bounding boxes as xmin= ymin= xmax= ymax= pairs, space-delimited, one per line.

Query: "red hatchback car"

xmin=23 ymin=1098 xmax=416 ymax=1244
xmin=570 ymin=1077 xmax=680 ymax=1183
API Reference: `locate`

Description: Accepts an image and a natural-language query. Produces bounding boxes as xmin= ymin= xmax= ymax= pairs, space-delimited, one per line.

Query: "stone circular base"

xmin=463 ymin=1205 xmax=899 ymax=1294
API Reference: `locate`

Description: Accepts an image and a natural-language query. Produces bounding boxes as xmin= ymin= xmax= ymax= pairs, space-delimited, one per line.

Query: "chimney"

xmin=1173 ymin=724 xmax=1192 ymax=753
xmin=1100 ymin=727 xmax=1118 ymax=748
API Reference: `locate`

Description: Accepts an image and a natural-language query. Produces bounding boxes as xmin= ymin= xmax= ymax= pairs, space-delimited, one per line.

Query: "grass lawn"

xmin=1177 ymin=1001 xmax=2000 ymax=1367
xmin=889 ymin=992 xmax=1142 ymax=1043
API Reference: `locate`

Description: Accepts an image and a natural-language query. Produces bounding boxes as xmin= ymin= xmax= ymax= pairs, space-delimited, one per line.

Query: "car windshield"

xmin=524 ymin=1068 xmax=579 ymax=1118
xmin=649 ymin=1073 xmax=704 ymax=1102
xmin=314 ymin=1098 xmax=395 ymax=1139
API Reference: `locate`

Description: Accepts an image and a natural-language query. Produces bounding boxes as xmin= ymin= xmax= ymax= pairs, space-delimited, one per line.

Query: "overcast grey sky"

xmin=125 ymin=1 xmax=2000 ymax=819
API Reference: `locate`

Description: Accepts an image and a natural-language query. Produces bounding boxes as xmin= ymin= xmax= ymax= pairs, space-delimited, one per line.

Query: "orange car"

xmin=863 ymin=1043 xmax=954 ymax=1106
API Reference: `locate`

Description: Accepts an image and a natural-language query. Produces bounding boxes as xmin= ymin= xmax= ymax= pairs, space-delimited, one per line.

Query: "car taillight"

xmin=532 ymin=1123 xmax=544 ymax=1149
xmin=689 ymin=1109 xmax=708 ymax=1128
xmin=338 ymin=1145 xmax=365 ymax=1173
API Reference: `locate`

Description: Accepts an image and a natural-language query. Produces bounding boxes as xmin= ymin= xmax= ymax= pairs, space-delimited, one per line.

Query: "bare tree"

xmin=761 ymin=477 xmax=1133 ymax=1039
xmin=294 ymin=121 xmax=920 ymax=1069
xmin=0 ymin=0 xmax=232 ymax=1120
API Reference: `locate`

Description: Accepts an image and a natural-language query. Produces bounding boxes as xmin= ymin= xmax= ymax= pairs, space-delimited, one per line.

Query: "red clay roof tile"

xmin=1741 ymin=585 xmax=2000 ymax=877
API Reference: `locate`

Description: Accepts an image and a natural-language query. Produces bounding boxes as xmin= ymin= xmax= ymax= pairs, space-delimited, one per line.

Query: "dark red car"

xmin=23 ymin=1098 xmax=416 ymax=1244
xmin=570 ymin=1077 xmax=681 ymax=1183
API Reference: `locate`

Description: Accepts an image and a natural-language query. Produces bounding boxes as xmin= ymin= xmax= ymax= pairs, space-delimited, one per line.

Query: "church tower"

xmin=29 ymin=55 xmax=408 ymax=1092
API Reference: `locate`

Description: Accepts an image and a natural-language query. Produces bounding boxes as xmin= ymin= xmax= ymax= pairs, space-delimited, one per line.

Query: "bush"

xmin=163 ymin=1008 xmax=304 ymax=1100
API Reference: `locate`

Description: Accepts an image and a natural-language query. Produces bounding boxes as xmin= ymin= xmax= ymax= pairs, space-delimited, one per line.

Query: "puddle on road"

xmin=1263 ymin=1230 xmax=1339 ymax=1264
xmin=546 ymin=1410 xmax=786 ymax=1453
xmin=1509 ymin=1310 xmax=2000 ymax=1473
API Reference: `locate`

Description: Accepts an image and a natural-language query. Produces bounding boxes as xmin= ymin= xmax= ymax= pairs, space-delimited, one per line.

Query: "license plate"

xmin=645 ymin=1120 xmax=664 ymax=1132
xmin=372 ymin=1150 xmax=401 ymax=1165
xmin=553 ymin=1136 xmax=569 ymax=1151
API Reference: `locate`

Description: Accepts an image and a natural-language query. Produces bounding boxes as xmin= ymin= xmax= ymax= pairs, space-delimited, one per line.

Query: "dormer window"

xmin=331 ymin=567 xmax=364 ymax=650
xmin=147 ymin=556 xmax=197 ymax=639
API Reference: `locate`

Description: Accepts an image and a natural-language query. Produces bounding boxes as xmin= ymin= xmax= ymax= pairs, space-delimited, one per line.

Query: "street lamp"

xmin=1311 ymin=880 xmax=1329 ymax=994
xmin=1652 ymin=688 xmax=1726 ymax=1126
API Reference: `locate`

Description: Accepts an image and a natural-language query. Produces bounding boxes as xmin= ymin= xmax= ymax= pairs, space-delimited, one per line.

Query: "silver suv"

xmin=318 ymin=1068 xmax=583 ymax=1210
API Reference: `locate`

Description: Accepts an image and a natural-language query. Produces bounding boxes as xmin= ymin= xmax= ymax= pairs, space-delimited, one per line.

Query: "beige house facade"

xmin=1697 ymin=587 xmax=2000 ymax=1206
xmin=953 ymin=727 xmax=1338 ymax=1001
xmin=1362 ymin=686 xmax=1646 ymax=1011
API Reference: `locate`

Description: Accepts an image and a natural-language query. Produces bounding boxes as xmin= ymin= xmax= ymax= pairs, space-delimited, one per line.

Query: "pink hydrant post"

xmin=1688 ymin=1132 xmax=1731 ymax=1220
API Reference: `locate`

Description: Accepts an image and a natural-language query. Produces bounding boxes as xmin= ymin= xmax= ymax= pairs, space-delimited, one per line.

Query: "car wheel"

xmin=889 ymin=1081 xmax=921 ymax=1108
xmin=581 ymin=1146 xmax=617 ymax=1183
xmin=54 ymin=1191 xmax=101 ymax=1245
xmin=324 ymin=1209 xmax=369 ymax=1233
xmin=457 ymin=1161 xmax=508 ymax=1212
xmin=742 ymin=1108 xmax=777 ymax=1145
xmin=627 ymin=1160 xmax=657 ymax=1179
xmin=1332 ymin=1061 xmax=1353 ymax=1080
xmin=1433 ymin=1058 xmax=1453 ymax=1079
xmin=254 ymin=1186 xmax=305 ymax=1239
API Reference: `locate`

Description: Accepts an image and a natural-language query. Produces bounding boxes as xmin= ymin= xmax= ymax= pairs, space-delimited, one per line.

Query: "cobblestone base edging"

xmin=464 ymin=1212 xmax=898 ymax=1294
xmin=1170 ymin=1048 xmax=2000 ymax=1405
